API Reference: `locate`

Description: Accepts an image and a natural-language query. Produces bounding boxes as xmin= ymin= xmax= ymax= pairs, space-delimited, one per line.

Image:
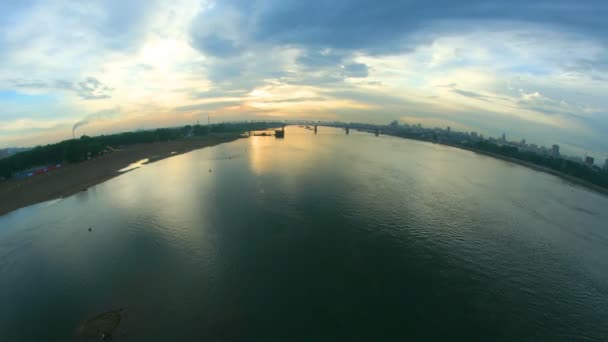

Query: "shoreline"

xmin=0 ymin=134 xmax=243 ymax=217
xmin=2 ymin=128 xmax=606 ymax=217
xmin=465 ymin=147 xmax=608 ymax=196
xmin=381 ymin=133 xmax=608 ymax=197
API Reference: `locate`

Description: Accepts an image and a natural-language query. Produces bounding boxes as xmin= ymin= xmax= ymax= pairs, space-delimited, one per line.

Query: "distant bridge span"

xmin=217 ymin=119 xmax=382 ymax=135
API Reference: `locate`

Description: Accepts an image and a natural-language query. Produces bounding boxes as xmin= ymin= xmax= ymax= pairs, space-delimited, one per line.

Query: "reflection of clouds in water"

xmin=2 ymin=129 xmax=608 ymax=340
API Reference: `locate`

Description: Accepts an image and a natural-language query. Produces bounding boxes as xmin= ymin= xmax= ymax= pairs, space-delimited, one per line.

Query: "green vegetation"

xmin=0 ymin=122 xmax=279 ymax=179
xmin=470 ymin=141 xmax=608 ymax=189
xmin=7 ymin=120 xmax=603 ymax=191
xmin=382 ymin=123 xmax=608 ymax=190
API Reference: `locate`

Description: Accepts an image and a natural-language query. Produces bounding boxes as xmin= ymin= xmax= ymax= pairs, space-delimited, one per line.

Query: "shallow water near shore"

xmin=1 ymin=126 xmax=607 ymax=341
xmin=118 ymin=158 xmax=150 ymax=173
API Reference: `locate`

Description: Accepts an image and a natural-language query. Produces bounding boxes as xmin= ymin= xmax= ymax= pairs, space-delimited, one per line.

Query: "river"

xmin=1 ymin=126 xmax=607 ymax=341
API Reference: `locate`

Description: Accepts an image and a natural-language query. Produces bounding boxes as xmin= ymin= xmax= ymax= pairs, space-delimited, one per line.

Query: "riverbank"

xmin=459 ymin=145 xmax=608 ymax=196
xmin=381 ymin=132 xmax=608 ymax=197
xmin=0 ymin=134 xmax=243 ymax=216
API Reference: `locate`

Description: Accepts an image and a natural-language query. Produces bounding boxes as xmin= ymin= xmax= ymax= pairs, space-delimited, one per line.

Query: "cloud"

xmin=190 ymin=34 xmax=242 ymax=58
xmin=202 ymin=0 xmax=608 ymax=53
xmin=1 ymin=0 xmax=608 ymax=157
xmin=175 ymin=100 xmax=243 ymax=112
xmin=260 ymin=97 xmax=326 ymax=103
xmin=296 ymin=49 xmax=346 ymax=68
xmin=9 ymin=79 xmax=48 ymax=88
xmin=11 ymin=77 xmax=113 ymax=100
xmin=343 ymin=63 xmax=369 ymax=78
xmin=72 ymin=77 xmax=114 ymax=100
xmin=188 ymin=88 xmax=251 ymax=99
xmin=451 ymin=89 xmax=491 ymax=101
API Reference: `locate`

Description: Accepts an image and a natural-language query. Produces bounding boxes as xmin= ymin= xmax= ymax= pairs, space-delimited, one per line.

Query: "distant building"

xmin=551 ymin=144 xmax=560 ymax=158
xmin=390 ymin=120 xmax=399 ymax=128
xmin=501 ymin=133 xmax=506 ymax=142
xmin=604 ymin=159 xmax=608 ymax=171
xmin=446 ymin=126 xmax=451 ymax=134
xmin=520 ymin=139 xmax=526 ymax=147
xmin=585 ymin=156 xmax=595 ymax=166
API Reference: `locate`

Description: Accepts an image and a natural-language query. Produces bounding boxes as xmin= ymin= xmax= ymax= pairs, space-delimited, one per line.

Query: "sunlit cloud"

xmin=0 ymin=0 xmax=607 ymax=157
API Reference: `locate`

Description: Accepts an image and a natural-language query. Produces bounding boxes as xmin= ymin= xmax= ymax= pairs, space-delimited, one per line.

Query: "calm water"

xmin=1 ymin=127 xmax=607 ymax=341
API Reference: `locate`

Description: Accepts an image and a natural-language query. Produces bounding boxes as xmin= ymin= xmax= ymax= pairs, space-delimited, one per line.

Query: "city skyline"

xmin=1 ymin=1 xmax=608 ymax=157
xmin=6 ymin=118 xmax=604 ymax=166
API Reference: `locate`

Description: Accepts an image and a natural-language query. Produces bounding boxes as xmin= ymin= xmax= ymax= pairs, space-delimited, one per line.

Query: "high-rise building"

xmin=585 ymin=156 xmax=595 ymax=166
xmin=552 ymin=144 xmax=560 ymax=158
xmin=447 ymin=126 xmax=451 ymax=134
xmin=501 ymin=133 xmax=506 ymax=142
xmin=604 ymin=158 xmax=608 ymax=171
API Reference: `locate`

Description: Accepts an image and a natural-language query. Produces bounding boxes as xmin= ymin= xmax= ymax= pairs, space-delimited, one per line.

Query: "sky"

xmin=0 ymin=0 xmax=607 ymax=159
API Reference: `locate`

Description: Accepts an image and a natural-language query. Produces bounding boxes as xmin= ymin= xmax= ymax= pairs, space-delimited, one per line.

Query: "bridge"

xmin=217 ymin=119 xmax=382 ymax=136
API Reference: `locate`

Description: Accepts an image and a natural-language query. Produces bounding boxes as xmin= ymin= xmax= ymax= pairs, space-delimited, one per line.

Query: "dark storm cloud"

xmin=190 ymin=33 xmax=242 ymax=58
xmin=193 ymin=0 xmax=608 ymax=55
xmin=188 ymin=0 xmax=608 ymax=94
xmin=296 ymin=50 xmax=347 ymax=68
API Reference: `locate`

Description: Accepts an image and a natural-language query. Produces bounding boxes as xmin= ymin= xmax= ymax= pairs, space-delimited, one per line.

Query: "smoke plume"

xmin=72 ymin=109 xmax=120 ymax=138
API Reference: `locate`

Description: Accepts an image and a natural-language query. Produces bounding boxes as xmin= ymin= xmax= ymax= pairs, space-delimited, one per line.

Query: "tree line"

xmin=0 ymin=122 xmax=279 ymax=179
xmin=471 ymin=140 xmax=608 ymax=189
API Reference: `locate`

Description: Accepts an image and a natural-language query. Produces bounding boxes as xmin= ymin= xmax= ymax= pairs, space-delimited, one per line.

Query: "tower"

xmin=552 ymin=144 xmax=560 ymax=158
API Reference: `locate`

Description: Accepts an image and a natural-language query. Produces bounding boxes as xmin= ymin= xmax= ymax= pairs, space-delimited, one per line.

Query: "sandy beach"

xmin=0 ymin=134 xmax=243 ymax=216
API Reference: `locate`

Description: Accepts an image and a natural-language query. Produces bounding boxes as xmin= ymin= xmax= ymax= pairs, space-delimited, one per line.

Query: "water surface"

xmin=1 ymin=127 xmax=607 ymax=341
